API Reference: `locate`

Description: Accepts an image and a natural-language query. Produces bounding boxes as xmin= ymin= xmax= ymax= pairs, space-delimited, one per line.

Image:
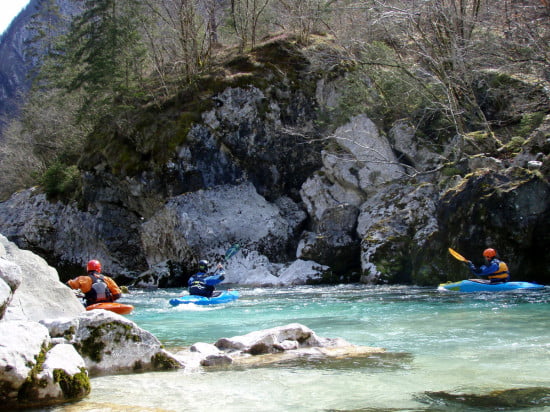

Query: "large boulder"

xmin=222 ymin=253 xmax=330 ymax=286
xmin=0 ymin=257 xmax=21 ymax=318
xmin=141 ymin=182 xmax=305 ymax=267
xmin=41 ymin=310 xmax=182 ymax=376
xmin=0 ymin=320 xmax=90 ymax=410
xmin=0 ymin=234 xmax=83 ymax=322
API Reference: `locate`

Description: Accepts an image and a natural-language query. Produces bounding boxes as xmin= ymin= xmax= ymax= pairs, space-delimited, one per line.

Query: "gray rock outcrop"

xmin=0 ymin=39 xmax=549 ymax=286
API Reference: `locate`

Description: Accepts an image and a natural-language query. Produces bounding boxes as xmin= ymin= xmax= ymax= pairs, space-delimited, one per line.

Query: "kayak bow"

xmin=86 ymin=302 xmax=134 ymax=314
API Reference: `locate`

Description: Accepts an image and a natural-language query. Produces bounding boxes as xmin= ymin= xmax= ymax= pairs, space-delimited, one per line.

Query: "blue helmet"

xmin=198 ymin=260 xmax=208 ymax=272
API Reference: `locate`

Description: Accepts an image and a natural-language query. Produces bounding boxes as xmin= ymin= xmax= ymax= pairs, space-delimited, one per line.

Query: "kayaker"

xmin=188 ymin=259 xmax=225 ymax=298
xmin=67 ymin=259 xmax=122 ymax=306
xmin=466 ymin=248 xmax=510 ymax=283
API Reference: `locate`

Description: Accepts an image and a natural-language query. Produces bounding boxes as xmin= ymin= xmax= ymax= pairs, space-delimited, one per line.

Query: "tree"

xmin=63 ymin=0 xmax=148 ymax=119
xmin=143 ymin=0 xmax=217 ymax=86
xmin=273 ymin=0 xmax=339 ymax=44
xmin=230 ymin=0 xmax=271 ymax=50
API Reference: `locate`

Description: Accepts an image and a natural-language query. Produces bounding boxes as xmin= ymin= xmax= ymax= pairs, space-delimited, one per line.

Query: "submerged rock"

xmin=174 ymin=323 xmax=385 ymax=371
xmin=422 ymin=387 xmax=550 ymax=409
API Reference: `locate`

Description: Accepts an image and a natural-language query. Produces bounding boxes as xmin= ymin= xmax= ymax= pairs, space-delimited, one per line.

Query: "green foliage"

xmin=441 ymin=166 xmax=463 ymax=177
xmin=333 ymin=42 xmax=445 ymax=132
xmin=515 ymin=112 xmax=545 ymax=138
xmin=40 ymin=162 xmax=80 ymax=198
xmin=59 ymin=0 xmax=148 ymax=121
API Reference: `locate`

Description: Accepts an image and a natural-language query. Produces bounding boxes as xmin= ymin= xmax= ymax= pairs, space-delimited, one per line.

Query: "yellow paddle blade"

xmin=448 ymin=247 xmax=468 ymax=262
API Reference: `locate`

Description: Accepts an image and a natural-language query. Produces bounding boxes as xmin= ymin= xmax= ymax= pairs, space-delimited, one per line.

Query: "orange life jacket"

xmin=488 ymin=260 xmax=509 ymax=281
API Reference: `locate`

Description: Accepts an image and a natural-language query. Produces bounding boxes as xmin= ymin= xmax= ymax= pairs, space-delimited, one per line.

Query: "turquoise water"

xmin=52 ymin=284 xmax=550 ymax=411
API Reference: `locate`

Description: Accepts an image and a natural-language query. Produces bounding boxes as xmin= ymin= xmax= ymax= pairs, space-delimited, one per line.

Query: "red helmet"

xmin=483 ymin=248 xmax=497 ymax=259
xmin=86 ymin=259 xmax=102 ymax=273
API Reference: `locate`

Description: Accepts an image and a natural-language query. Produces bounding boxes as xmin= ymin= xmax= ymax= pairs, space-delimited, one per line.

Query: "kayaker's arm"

xmin=204 ymin=269 xmax=225 ymax=285
xmin=467 ymin=261 xmax=499 ymax=277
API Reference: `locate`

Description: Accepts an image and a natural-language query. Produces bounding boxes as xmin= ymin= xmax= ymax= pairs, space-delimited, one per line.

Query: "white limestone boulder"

xmin=33 ymin=344 xmax=90 ymax=405
xmin=0 ymin=257 xmax=21 ymax=319
xmin=215 ymin=323 xmax=349 ymax=355
xmin=0 ymin=234 xmax=84 ymax=322
xmin=223 ymin=252 xmax=329 ymax=286
xmin=0 ymin=320 xmax=90 ymax=409
xmin=44 ymin=310 xmax=182 ymax=376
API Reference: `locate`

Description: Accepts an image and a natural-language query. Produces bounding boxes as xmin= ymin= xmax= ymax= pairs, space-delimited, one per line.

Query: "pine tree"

xmin=64 ymin=0 xmax=148 ymax=117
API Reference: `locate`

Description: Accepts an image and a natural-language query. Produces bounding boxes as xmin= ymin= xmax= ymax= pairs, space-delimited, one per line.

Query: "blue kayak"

xmin=169 ymin=290 xmax=240 ymax=306
xmin=439 ymin=279 xmax=544 ymax=292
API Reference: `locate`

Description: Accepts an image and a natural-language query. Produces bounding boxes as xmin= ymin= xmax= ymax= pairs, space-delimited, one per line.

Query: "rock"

xmin=0 ymin=320 xmax=90 ymax=409
xmin=357 ymin=182 xmax=439 ymax=284
xmin=527 ymin=160 xmax=543 ymax=170
xmin=222 ymin=252 xmax=329 ymax=286
xmin=300 ymin=115 xmax=406 ymax=226
xmin=0 ymin=258 xmax=21 ymax=318
xmin=33 ymin=344 xmax=90 ymax=404
xmin=296 ymin=203 xmax=361 ymax=275
xmin=433 ymin=167 xmax=550 ymax=284
xmin=0 ymin=256 xmax=21 ymax=291
xmin=389 ymin=120 xmax=445 ymax=175
xmin=275 ymin=259 xmax=329 ymax=285
xmin=44 ymin=310 xmax=182 ymax=376
xmin=178 ymin=323 xmax=385 ymax=370
xmin=301 ymin=171 xmax=365 ymax=223
xmin=215 ymin=323 xmax=346 ymax=354
xmin=0 ymin=234 xmax=84 ymax=322
xmin=138 ymin=182 xmax=307 ymax=286
xmin=172 ymin=342 xmax=228 ymax=371
xmin=0 ymin=189 xmax=148 ymax=280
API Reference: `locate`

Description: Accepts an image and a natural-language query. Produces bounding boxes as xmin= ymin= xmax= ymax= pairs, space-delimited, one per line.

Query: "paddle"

xmin=224 ymin=244 xmax=241 ymax=261
xmin=448 ymin=247 xmax=468 ymax=263
xmin=449 ymin=247 xmax=480 ymax=279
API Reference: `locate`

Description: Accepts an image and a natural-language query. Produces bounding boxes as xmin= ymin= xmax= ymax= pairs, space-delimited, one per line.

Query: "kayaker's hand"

xmin=466 ymin=261 xmax=475 ymax=270
xmin=217 ymin=263 xmax=223 ymax=269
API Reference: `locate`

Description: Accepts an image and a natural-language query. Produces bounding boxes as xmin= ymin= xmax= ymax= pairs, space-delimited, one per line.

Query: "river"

xmin=47 ymin=284 xmax=549 ymax=411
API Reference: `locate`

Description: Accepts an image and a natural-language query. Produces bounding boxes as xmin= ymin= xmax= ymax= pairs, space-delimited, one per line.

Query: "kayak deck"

xmin=439 ymin=279 xmax=544 ymax=292
xmin=169 ymin=290 xmax=240 ymax=306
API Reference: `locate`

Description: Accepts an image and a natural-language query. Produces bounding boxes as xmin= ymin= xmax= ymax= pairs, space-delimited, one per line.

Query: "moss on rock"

xmin=151 ymin=352 xmax=181 ymax=370
xmin=53 ymin=367 xmax=91 ymax=400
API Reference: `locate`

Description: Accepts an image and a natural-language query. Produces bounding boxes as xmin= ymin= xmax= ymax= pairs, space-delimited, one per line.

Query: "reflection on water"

xmin=42 ymin=284 xmax=549 ymax=412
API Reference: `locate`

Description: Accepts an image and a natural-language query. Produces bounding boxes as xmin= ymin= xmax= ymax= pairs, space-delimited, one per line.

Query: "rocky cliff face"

xmin=0 ymin=0 xmax=78 ymax=138
xmin=0 ymin=38 xmax=548 ymax=286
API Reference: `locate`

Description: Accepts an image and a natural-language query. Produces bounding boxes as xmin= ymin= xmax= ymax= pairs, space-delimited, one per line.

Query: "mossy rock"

xmin=462 ymin=131 xmax=502 ymax=155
